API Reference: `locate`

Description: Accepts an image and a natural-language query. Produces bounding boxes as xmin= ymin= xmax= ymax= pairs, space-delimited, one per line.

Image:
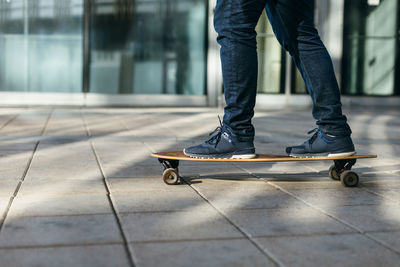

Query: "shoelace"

xmin=206 ymin=116 xmax=223 ymax=148
xmin=307 ymin=128 xmax=319 ymax=145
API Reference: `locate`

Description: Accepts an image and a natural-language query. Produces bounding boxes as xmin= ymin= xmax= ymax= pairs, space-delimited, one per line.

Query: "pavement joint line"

xmin=114 ymin=202 xmax=390 ymax=215
xmin=0 ymin=141 xmax=40 ymax=232
xmin=39 ymin=108 xmax=54 ymax=136
xmin=130 ymin=237 xmax=248 ymax=244
xmin=0 ymin=114 xmax=19 ymax=130
xmin=82 ymin=109 xmax=137 ymax=265
xmin=365 ymin=232 xmax=400 ymax=255
xmin=364 ymin=188 xmax=400 ymax=205
xmin=235 ymin=165 xmax=400 ymax=256
xmin=80 ymin=109 xmax=92 ymax=137
xmin=4 ymin=212 xmax=115 ymax=219
xmin=90 ymin=141 xmax=137 ymax=267
xmin=128 ymin=231 xmax=363 ymax=244
xmin=182 ymin=177 xmax=284 ymax=267
xmin=0 ymin=241 xmax=124 ymax=250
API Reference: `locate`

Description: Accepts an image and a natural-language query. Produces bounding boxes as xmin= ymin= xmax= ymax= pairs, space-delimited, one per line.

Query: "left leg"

xmin=265 ymin=0 xmax=351 ymax=136
xmin=265 ymin=0 xmax=355 ymax=156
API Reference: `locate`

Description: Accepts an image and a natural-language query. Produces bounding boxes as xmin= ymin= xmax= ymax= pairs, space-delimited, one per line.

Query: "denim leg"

xmin=214 ymin=0 xmax=267 ymax=141
xmin=265 ymin=0 xmax=352 ymax=136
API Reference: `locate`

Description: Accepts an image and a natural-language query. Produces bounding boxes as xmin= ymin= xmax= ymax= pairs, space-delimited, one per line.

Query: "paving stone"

xmin=0 ymin=141 xmax=36 ymax=151
xmin=18 ymin=179 xmax=107 ymax=196
xmin=108 ymin=178 xmax=190 ymax=193
xmin=120 ymin=116 xmax=176 ymax=138
xmin=365 ymin=189 xmax=400 ymax=204
xmin=120 ymin=209 xmax=243 ymax=242
xmin=0 ymin=214 xmax=122 ymax=247
xmin=92 ymin=141 xmax=155 ymax=166
xmin=25 ymin=143 xmax=102 ymax=180
xmin=144 ymin=141 xmax=199 ymax=154
xmin=0 ymin=114 xmax=16 ymax=128
xmin=175 ymin=163 xmax=246 ymax=178
xmin=0 ymin=179 xmax=19 ymax=197
xmin=26 ymin=162 xmax=102 ymax=180
xmin=43 ymin=110 xmax=87 ymax=136
xmin=0 ymin=197 xmax=10 ymax=217
xmin=287 ymin=188 xmax=389 ymax=208
xmin=112 ymin=191 xmax=206 ymax=213
xmin=8 ymin=194 xmax=112 ymax=217
xmin=267 ymin=180 xmax=347 ymax=190
xmin=182 ymin=168 xmax=263 ymax=187
xmin=0 ymin=111 xmax=50 ymax=136
xmin=82 ymin=115 xmax=128 ymax=136
xmin=255 ymin=233 xmax=400 ymax=267
xmin=0 ymin=244 xmax=130 ymax=267
xmin=236 ymin=161 xmax=312 ymax=174
xmin=0 ymin=151 xmax=32 ymax=180
xmin=144 ymin=113 xmax=217 ymax=139
xmin=359 ymin=174 xmax=400 ymax=189
xmin=227 ymin=206 xmax=354 ymax=237
xmin=102 ymin=163 xmax=162 ymax=178
xmin=200 ymin=189 xmax=305 ymax=211
xmin=326 ymin=205 xmax=400 ymax=232
xmin=131 ymin=239 xmax=273 ymax=267
xmin=33 ymin=141 xmax=95 ymax=159
xmin=189 ymin=175 xmax=274 ymax=191
xmin=368 ymin=231 xmax=400 ymax=253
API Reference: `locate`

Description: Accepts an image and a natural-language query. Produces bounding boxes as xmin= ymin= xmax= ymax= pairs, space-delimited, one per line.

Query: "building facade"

xmin=0 ymin=0 xmax=399 ymax=106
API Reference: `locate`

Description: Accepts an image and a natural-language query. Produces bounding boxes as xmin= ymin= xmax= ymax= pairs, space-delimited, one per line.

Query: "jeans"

xmin=214 ymin=0 xmax=352 ymax=141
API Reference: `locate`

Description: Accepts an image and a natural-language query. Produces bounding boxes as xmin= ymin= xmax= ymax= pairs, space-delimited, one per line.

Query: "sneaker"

xmin=183 ymin=120 xmax=256 ymax=159
xmin=286 ymin=128 xmax=356 ymax=158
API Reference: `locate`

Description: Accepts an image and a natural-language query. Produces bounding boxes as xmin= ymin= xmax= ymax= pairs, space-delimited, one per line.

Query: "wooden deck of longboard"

xmin=151 ymin=151 xmax=377 ymax=162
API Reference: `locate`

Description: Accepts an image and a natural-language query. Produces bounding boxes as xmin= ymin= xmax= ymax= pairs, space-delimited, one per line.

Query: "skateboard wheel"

xmin=162 ymin=168 xmax=180 ymax=185
xmin=340 ymin=170 xmax=359 ymax=187
xmin=329 ymin=165 xmax=340 ymax=180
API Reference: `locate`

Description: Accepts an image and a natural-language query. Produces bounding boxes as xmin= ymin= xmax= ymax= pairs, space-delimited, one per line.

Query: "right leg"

xmin=183 ymin=0 xmax=266 ymax=159
xmin=214 ymin=0 xmax=267 ymax=142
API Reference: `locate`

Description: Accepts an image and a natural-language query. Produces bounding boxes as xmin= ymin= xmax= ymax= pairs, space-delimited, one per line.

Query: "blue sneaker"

xmin=286 ymin=128 xmax=356 ymax=158
xmin=184 ymin=120 xmax=256 ymax=159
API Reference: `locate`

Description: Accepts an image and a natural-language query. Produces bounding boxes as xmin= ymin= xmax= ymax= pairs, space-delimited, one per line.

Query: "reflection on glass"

xmin=256 ymin=11 xmax=283 ymax=94
xmin=293 ymin=66 xmax=307 ymax=94
xmin=89 ymin=0 xmax=206 ymax=95
xmin=0 ymin=0 xmax=83 ymax=92
xmin=343 ymin=0 xmax=397 ymax=95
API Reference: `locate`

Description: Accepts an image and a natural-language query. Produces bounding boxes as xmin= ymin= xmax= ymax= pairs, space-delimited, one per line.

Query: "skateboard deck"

xmin=151 ymin=151 xmax=377 ymax=187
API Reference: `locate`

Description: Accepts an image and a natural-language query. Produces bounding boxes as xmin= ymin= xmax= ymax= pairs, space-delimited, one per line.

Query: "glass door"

xmin=0 ymin=0 xmax=84 ymax=92
xmin=342 ymin=0 xmax=399 ymax=96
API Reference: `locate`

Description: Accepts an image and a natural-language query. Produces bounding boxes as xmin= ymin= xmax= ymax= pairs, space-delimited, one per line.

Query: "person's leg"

xmin=184 ymin=0 xmax=267 ymax=159
xmin=265 ymin=0 xmax=351 ymax=136
xmin=265 ymin=0 xmax=355 ymax=157
xmin=215 ymin=0 xmax=267 ymax=141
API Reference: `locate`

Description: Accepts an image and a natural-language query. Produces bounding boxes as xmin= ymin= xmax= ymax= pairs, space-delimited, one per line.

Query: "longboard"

xmin=151 ymin=151 xmax=377 ymax=187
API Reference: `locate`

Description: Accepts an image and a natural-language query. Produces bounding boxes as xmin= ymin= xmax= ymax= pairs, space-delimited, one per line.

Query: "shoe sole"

xmin=183 ymin=149 xmax=256 ymax=159
xmin=290 ymin=151 xmax=356 ymax=158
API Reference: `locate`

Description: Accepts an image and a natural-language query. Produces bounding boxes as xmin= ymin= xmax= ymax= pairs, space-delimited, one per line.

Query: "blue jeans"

xmin=214 ymin=0 xmax=352 ymax=141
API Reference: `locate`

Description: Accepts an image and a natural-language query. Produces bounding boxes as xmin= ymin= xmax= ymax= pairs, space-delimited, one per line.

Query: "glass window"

xmin=342 ymin=0 xmax=398 ymax=95
xmin=256 ymin=11 xmax=283 ymax=94
xmin=292 ymin=65 xmax=307 ymax=94
xmin=89 ymin=0 xmax=207 ymax=95
xmin=0 ymin=0 xmax=83 ymax=93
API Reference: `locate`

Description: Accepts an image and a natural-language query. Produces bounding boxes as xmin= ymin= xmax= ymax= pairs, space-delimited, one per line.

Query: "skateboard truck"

xmin=158 ymin=158 xmax=180 ymax=185
xmin=329 ymin=159 xmax=359 ymax=187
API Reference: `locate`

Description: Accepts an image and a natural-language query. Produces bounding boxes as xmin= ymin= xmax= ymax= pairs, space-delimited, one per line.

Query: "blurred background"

xmin=0 ymin=0 xmax=399 ymax=106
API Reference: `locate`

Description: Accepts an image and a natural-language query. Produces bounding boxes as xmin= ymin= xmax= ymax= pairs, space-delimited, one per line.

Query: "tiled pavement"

xmin=0 ymin=107 xmax=399 ymax=267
